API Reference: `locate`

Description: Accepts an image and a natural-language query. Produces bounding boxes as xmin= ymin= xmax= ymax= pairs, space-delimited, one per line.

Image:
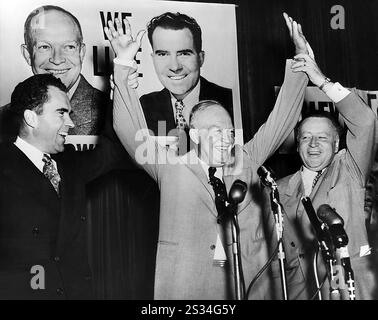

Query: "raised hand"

xmin=283 ymin=12 xmax=308 ymax=55
xmin=291 ymin=53 xmax=327 ymax=87
xmin=104 ymin=17 xmax=145 ymax=61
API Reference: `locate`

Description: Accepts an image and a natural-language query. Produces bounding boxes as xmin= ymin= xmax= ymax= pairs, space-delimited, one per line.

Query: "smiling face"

xmin=151 ymin=27 xmax=204 ymax=100
xmin=191 ymin=104 xmax=234 ymax=167
xmin=297 ymin=116 xmax=339 ymax=172
xmin=33 ymin=85 xmax=74 ymax=154
xmin=22 ymin=10 xmax=85 ymax=91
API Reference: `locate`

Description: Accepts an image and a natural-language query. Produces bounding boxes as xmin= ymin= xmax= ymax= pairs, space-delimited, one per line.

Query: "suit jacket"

xmin=0 ymin=74 xmax=108 ymax=141
xmin=274 ymin=90 xmax=378 ymax=300
xmin=0 ymin=136 xmax=122 ymax=299
xmin=69 ymin=75 xmax=108 ymax=135
xmin=113 ymin=61 xmax=307 ymax=299
xmin=140 ymin=77 xmax=233 ymax=136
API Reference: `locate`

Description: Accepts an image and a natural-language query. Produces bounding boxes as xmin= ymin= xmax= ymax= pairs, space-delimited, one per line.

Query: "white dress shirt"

xmin=170 ymin=80 xmax=201 ymax=124
xmin=14 ymin=136 xmax=58 ymax=173
xmin=197 ymin=156 xmax=227 ymax=262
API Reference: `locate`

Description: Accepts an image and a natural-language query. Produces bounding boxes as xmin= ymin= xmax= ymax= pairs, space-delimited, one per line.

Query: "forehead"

xmin=30 ymin=10 xmax=80 ymax=41
xmin=299 ymin=116 xmax=336 ymax=134
xmin=44 ymin=86 xmax=71 ymax=112
xmin=152 ymin=27 xmax=195 ymax=51
xmin=194 ymin=105 xmax=233 ymax=129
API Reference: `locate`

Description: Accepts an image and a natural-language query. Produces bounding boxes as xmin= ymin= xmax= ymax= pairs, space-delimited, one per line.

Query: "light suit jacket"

xmin=275 ymin=90 xmax=377 ymax=300
xmin=112 ymin=60 xmax=307 ymax=300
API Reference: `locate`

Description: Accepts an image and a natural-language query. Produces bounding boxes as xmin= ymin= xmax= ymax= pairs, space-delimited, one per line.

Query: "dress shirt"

xmin=170 ymin=80 xmax=201 ymax=124
xmin=301 ymin=166 xmax=324 ymax=196
xmin=67 ymin=75 xmax=81 ymax=100
xmin=14 ymin=136 xmax=58 ymax=173
xmin=197 ymin=155 xmax=227 ymax=261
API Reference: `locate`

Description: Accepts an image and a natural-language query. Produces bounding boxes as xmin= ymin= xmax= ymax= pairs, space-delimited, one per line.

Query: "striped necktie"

xmin=312 ymin=170 xmax=323 ymax=191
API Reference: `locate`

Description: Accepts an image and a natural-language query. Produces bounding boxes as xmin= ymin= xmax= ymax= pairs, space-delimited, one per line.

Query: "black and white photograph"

xmin=0 ymin=0 xmax=378 ymax=311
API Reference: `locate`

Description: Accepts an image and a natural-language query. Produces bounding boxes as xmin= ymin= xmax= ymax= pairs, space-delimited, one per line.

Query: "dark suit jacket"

xmin=67 ymin=75 xmax=108 ymax=135
xmin=140 ymin=76 xmax=233 ymax=136
xmin=0 ymin=137 xmax=122 ymax=299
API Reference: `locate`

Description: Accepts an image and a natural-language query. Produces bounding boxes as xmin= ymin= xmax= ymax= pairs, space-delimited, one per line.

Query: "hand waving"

xmin=104 ymin=17 xmax=145 ymax=61
xmin=283 ymin=12 xmax=308 ymax=55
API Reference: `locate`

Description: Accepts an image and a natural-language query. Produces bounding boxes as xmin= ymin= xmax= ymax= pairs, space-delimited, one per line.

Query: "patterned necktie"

xmin=312 ymin=170 xmax=323 ymax=191
xmin=208 ymin=167 xmax=228 ymax=223
xmin=175 ymin=100 xmax=187 ymax=129
xmin=42 ymin=154 xmax=61 ymax=195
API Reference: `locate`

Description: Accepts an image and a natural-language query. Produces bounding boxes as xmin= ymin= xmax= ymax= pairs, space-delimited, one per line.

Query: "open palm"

xmin=104 ymin=17 xmax=145 ymax=61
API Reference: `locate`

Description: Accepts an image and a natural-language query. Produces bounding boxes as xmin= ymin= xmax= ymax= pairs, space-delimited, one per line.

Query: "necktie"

xmin=312 ymin=170 xmax=323 ymax=191
xmin=208 ymin=167 xmax=228 ymax=223
xmin=42 ymin=154 xmax=61 ymax=195
xmin=175 ymin=100 xmax=187 ymax=129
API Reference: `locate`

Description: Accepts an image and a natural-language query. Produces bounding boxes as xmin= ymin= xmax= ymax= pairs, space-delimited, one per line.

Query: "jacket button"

xmin=54 ymin=256 xmax=60 ymax=262
xmin=80 ymin=215 xmax=86 ymax=221
xmin=210 ymin=245 xmax=216 ymax=250
xmin=56 ymin=288 xmax=64 ymax=295
xmin=32 ymin=227 xmax=39 ymax=235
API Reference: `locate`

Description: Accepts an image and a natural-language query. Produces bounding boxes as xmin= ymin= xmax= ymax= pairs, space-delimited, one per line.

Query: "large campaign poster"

xmin=0 ymin=0 xmax=241 ymax=148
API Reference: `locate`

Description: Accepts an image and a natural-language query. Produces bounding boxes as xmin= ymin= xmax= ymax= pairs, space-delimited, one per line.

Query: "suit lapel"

xmin=180 ymin=150 xmax=218 ymax=218
xmin=4 ymin=144 xmax=59 ymax=207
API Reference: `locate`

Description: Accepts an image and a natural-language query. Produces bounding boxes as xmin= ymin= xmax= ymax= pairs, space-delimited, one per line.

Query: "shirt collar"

xmin=170 ymin=78 xmax=201 ymax=123
xmin=14 ymin=136 xmax=47 ymax=173
xmin=197 ymin=154 xmax=223 ymax=181
xmin=67 ymin=75 xmax=81 ymax=100
xmin=301 ymin=166 xmax=325 ymax=196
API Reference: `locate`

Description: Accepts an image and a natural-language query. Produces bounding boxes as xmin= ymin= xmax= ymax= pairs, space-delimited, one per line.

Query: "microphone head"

xmin=317 ymin=204 xmax=348 ymax=247
xmin=229 ymin=179 xmax=247 ymax=204
xmin=257 ymin=166 xmax=276 ymax=187
xmin=317 ymin=204 xmax=344 ymax=226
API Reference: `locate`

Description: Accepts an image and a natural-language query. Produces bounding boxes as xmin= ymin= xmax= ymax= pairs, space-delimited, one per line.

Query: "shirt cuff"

xmin=113 ymin=57 xmax=137 ymax=70
xmin=323 ymin=82 xmax=351 ymax=103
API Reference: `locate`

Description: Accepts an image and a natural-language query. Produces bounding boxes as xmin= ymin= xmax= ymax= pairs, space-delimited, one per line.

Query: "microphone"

xmin=229 ymin=180 xmax=248 ymax=205
xmin=317 ymin=204 xmax=348 ymax=248
xmin=317 ymin=204 xmax=355 ymax=300
xmin=301 ymin=197 xmax=328 ymax=243
xmin=257 ymin=166 xmax=277 ymax=188
xmin=301 ymin=197 xmax=334 ymax=262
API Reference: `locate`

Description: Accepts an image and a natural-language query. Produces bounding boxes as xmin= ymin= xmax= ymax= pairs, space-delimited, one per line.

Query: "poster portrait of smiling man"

xmin=0 ymin=0 xmax=242 ymax=144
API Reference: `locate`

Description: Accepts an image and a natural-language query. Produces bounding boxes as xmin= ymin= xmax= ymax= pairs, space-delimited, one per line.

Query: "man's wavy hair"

xmin=147 ymin=12 xmax=202 ymax=53
xmin=10 ymin=74 xmax=67 ymax=134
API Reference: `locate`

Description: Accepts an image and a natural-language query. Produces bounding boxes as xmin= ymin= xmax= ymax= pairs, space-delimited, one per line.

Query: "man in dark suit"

xmin=0 ymin=73 xmax=124 ymax=299
xmin=140 ymin=12 xmax=233 ymax=137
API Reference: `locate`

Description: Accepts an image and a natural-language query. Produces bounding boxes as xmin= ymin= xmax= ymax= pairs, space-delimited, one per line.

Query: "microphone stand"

xmin=301 ymin=197 xmax=337 ymax=300
xmin=227 ymin=180 xmax=248 ymax=300
xmin=269 ymin=184 xmax=288 ymax=300
xmin=228 ymin=203 xmax=244 ymax=300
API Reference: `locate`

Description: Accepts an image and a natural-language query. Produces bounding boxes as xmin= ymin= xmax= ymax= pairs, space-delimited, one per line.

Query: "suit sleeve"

xmin=243 ymin=60 xmax=308 ymax=166
xmin=337 ymin=89 xmax=376 ymax=184
xmin=112 ymin=63 xmax=165 ymax=181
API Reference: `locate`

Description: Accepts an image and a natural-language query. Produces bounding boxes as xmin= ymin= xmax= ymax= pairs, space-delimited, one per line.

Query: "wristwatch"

xmin=319 ymin=77 xmax=331 ymax=91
